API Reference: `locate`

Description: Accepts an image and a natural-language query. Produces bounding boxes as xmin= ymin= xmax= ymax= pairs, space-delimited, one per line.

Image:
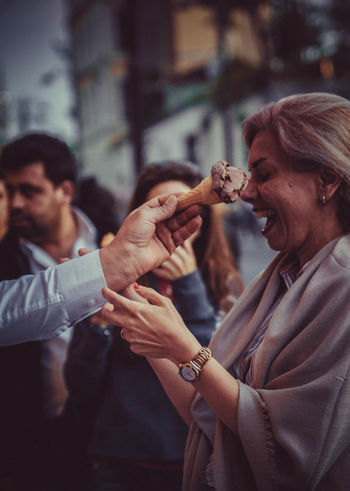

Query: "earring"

xmin=321 ymin=194 xmax=327 ymax=205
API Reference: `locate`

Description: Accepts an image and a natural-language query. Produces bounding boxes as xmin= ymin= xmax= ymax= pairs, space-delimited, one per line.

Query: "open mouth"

xmin=255 ymin=209 xmax=277 ymax=235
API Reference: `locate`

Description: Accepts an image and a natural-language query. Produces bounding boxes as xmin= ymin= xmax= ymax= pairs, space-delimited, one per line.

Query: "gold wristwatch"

xmin=178 ymin=347 xmax=212 ymax=382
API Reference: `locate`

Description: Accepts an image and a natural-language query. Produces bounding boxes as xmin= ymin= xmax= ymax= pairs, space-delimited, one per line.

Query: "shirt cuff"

xmin=57 ymin=250 xmax=107 ymax=324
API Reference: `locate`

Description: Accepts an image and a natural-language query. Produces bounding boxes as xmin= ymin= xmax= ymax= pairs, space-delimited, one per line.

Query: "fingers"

xmin=182 ymin=239 xmax=194 ymax=254
xmin=177 ymin=242 xmax=197 ymax=270
xmin=163 ymin=249 xmax=185 ymax=275
xmin=101 ymin=284 xmax=191 ymax=360
xmin=133 ymin=284 xmax=167 ymax=306
xmin=173 ymin=244 xmax=192 ymax=263
xmin=101 ymin=288 xmax=135 ymax=326
xmin=101 ymin=303 xmax=128 ymax=329
xmin=156 ymin=220 xmax=177 ymax=254
xmin=153 ymin=241 xmax=197 ymax=279
xmin=153 ymin=260 xmax=178 ymax=279
xmin=59 ymin=246 xmax=94 ymax=264
xmin=141 ymin=195 xmax=186 ymax=254
xmin=120 ymin=283 xmax=149 ymax=304
xmin=155 ymin=202 xmax=203 ymax=250
xmin=166 ymin=204 xmax=203 ymax=231
xmin=156 ymin=214 xmax=202 ymax=255
xmin=101 ymin=285 xmax=172 ymax=354
xmin=102 ymin=287 xmax=132 ymax=308
xmin=102 ymin=285 xmax=166 ymax=310
xmin=153 ymin=247 xmax=185 ymax=278
xmin=169 ymin=215 xmax=202 ymax=247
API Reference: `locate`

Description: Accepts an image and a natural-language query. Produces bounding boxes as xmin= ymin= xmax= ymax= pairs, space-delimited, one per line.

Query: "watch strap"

xmin=178 ymin=347 xmax=212 ymax=381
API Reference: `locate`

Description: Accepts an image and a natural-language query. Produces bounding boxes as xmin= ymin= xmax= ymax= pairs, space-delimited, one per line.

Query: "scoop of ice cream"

xmin=211 ymin=160 xmax=247 ymax=203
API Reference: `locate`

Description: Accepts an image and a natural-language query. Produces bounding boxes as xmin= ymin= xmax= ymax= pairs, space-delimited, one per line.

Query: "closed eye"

xmin=250 ymin=171 xmax=270 ymax=184
xmin=259 ymin=173 xmax=271 ymax=182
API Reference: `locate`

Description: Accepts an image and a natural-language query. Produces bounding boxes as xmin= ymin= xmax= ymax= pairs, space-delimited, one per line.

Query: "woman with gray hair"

xmin=101 ymin=92 xmax=350 ymax=490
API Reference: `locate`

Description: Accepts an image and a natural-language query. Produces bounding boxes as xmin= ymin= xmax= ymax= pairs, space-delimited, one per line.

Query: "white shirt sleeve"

xmin=0 ymin=250 xmax=107 ymax=346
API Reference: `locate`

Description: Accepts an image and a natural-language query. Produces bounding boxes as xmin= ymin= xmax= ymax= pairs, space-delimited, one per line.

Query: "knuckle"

xmin=163 ymin=296 xmax=172 ymax=307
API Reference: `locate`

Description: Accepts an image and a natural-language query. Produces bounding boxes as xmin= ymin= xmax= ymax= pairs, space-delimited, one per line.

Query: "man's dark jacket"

xmin=0 ymin=232 xmax=45 ymax=485
xmin=0 ymin=232 xmax=88 ymax=490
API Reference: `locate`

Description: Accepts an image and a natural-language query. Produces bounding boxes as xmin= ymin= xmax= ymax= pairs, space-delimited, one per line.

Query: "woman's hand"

xmin=101 ymin=285 xmax=201 ymax=364
xmin=153 ymin=239 xmax=197 ymax=280
xmin=102 ymin=286 xmax=240 ymax=434
xmin=91 ymin=282 xmax=149 ymax=327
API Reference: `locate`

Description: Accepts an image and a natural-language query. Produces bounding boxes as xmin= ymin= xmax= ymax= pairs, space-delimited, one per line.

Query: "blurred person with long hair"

xmin=65 ymin=160 xmax=243 ymax=491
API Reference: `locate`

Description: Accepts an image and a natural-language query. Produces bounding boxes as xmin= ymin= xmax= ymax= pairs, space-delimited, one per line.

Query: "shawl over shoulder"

xmin=184 ymin=234 xmax=350 ymax=491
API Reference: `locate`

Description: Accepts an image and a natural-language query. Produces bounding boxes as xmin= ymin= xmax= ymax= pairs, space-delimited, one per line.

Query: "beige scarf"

xmin=183 ymin=234 xmax=350 ymax=491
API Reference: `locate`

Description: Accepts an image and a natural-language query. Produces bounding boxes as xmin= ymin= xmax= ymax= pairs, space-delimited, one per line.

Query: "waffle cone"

xmin=176 ymin=176 xmax=221 ymax=211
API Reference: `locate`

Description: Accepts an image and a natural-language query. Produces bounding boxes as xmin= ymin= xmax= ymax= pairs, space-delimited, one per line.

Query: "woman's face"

xmin=146 ymin=179 xmax=192 ymax=202
xmin=241 ymin=130 xmax=326 ymax=266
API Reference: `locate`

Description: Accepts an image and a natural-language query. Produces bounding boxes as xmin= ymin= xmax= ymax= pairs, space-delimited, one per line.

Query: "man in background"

xmin=0 ymin=133 xmax=99 ymax=490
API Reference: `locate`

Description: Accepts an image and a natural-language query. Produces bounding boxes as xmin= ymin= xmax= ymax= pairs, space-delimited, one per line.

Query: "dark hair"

xmin=127 ymin=160 xmax=203 ymax=209
xmin=0 ymin=133 xmax=77 ymax=185
xmin=128 ymin=160 xmax=243 ymax=312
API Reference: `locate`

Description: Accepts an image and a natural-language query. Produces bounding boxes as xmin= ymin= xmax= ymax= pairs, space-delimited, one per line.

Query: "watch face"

xmin=180 ymin=365 xmax=197 ymax=382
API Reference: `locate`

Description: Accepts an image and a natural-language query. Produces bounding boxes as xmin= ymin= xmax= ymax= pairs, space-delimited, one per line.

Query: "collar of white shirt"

xmin=20 ymin=206 xmax=98 ymax=273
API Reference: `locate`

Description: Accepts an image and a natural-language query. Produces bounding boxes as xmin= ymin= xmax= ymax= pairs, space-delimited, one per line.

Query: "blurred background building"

xmin=1 ymin=0 xmax=350 ymax=283
xmin=66 ymin=0 xmax=270 ymax=205
xmin=64 ymin=0 xmax=350 ymax=209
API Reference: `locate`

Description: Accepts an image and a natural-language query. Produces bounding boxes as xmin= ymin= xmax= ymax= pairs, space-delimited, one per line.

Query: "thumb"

xmin=145 ymin=195 xmax=178 ymax=223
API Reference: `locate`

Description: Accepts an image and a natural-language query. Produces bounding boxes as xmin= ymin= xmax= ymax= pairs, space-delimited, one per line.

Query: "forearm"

xmin=193 ymin=357 xmax=240 ymax=434
xmin=161 ymin=328 xmax=239 ymax=434
xmin=148 ymin=354 xmax=239 ymax=433
xmin=166 ymin=334 xmax=240 ymax=434
xmin=0 ymin=251 xmax=106 ymax=346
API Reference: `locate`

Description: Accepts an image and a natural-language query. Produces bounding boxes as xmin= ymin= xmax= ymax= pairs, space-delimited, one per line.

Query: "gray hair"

xmin=242 ymin=92 xmax=350 ymax=205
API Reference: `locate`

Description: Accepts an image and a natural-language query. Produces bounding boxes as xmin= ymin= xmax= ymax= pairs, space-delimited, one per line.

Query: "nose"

xmin=10 ymin=190 xmax=26 ymax=209
xmin=240 ymin=176 xmax=257 ymax=203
